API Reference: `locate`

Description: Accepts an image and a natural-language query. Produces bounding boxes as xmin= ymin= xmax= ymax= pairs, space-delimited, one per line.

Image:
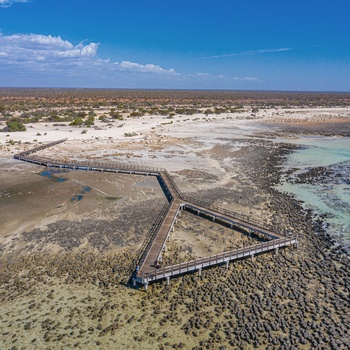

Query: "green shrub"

xmin=6 ymin=120 xmax=26 ymax=132
xmin=84 ymin=116 xmax=94 ymax=126
xmin=69 ymin=117 xmax=84 ymax=126
xmin=110 ymin=111 xmax=123 ymax=120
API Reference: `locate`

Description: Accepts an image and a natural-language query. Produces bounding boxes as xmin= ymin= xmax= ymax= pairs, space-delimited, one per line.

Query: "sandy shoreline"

xmin=1 ymin=106 xmax=349 ymax=154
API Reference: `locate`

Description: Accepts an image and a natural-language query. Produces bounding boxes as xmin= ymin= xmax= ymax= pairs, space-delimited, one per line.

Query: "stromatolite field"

xmin=1 ymin=89 xmax=349 ymax=349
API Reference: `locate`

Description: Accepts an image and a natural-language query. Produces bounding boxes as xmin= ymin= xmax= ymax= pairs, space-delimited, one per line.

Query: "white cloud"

xmin=0 ymin=33 xmax=99 ymax=61
xmin=0 ymin=32 xmax=258 ymax=88
xmin=204 ymin=47 xmax=291 ymax=59
xmin=119 ymin=60 xmax=177 ymax=75
xmin=0 ymin=33 xmax=179 ymax=87
xmin=0 ymin=0 xmax=29 ymax=8
xmin=232 ymin=76 xmax=259 ymax=81
xmin=57 ymin=42 xmax=99 ymax=58
xmin=188 ymin=72 xmax=258 ymax=82
xmin=243 ymin=76 xmax=258 ymax=81
xmin=187 ymin=72 xmax=225 ymax=79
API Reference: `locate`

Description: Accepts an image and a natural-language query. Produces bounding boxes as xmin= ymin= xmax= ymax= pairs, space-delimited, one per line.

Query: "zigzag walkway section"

xmin=137 ymin=237 xmax=298 ymax=288
xmin=14 ymin=139 xmax=298 ymax=290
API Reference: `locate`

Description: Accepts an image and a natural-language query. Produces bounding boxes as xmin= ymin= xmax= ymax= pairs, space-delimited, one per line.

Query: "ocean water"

xmin=284 ymin=137 xmax=350 ymax=168
xmin=276 ymin=137 xmax=350 ymax=245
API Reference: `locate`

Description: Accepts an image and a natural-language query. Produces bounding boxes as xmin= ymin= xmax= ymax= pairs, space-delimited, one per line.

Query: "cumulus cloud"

xmin=118 ymin=61 xmax=177 ymax=75
xmin=0 ymin=32 xmax=258 ymax=88
xmin=0 ymin=0 xmax=29 ymax=8
xmin=0 ymin=33 xmax=99 ymax=62
xmin=0 ymin=33 xmax=180 ymax=87
xmin=0 ymin=33 xmax=175 ymax=74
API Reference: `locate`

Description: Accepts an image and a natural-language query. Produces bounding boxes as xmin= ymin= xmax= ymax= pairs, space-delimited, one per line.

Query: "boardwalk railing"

xmin=15 ymin=138 xmax=68 ymax=157
xmin=155 ymin=202 xmax=184 ymax=262
xmin=137 ymin=236 xmax=297 ymax=284
xmin=181 ymin=194 xmax=275 ymax=233
xmin=162 ymin=170 xmax=183 ymax=198
xmin=137 ymin=199 xmax=175 ymax=269
xmin=15 ymin=154 xmax=166 ymax=174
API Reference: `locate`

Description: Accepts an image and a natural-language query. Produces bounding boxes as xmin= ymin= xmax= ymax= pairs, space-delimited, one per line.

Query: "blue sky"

xmin=0 ymin=0 xmax=349 ymax=91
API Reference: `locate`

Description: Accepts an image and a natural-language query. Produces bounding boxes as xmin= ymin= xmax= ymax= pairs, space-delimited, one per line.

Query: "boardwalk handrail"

xmin=15 ymin=138 xmax=68 ymax=157
xmin=140 ymin=236 xmax=297 ymax=283
xmin=137 ymin=198 xmax=175 ymax=269
xmin=132 ymin=201 xmax=171 ymax=270
xmin=16 ymin=154 xmax=166 ymax=174
xmin=14 ymin=139 xmax=167 ymax=173
xmin=162 ymin=170 xmax=183 ymax=198
xmin=181 ymin=194 xmax=276 ymax=233
xmin=155 ymin=202 xmax=183 ymax=262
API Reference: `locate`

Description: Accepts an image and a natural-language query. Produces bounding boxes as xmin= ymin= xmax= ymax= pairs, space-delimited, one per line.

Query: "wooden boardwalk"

xmin=138 ymin=198 xmax=185 ymax=272
xmin=181 ymin=201 xmax=284 ymax=240
xmin=14 ymin=139 xmax=299 ymax=289
xmin=137 ymin=237 xmax=298 ymax=287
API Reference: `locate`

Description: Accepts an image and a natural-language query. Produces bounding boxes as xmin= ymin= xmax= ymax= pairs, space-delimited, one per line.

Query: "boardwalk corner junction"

xmin=14 ymin=138 xmax=299 ymax=291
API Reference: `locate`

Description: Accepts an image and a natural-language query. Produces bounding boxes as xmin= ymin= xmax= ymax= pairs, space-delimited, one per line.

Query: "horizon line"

xmin=0 ymin=86 xmax=350 ymax=94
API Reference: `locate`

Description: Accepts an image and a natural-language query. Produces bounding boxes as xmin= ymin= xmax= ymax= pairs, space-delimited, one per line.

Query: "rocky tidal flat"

xmin=0 ymin=90 xmax=349 ymax=349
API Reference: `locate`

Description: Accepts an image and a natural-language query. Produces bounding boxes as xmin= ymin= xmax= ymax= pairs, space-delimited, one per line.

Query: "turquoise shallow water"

xmin=285 ymin=137 xmax=350 ymax=168
xmin=276 ymin=137 xmax=350 ymax=245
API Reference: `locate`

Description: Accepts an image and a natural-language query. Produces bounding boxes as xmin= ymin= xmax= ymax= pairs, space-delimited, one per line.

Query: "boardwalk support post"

xmin=198 ymin=267 xmax=202 ymax=277
xmin=166 ymin=276 xmax=170 ymax=286
xmin=225 ymin=261 xmax=229 ymax=269
xmin=275 ymin=247 xmax=279 ymax=255
xmin=251 ymin=254 xmax=254 ymax=262
xmin=132 ymin=278 xmax=136 ymax=287
xmin=144 ymin=283 xmax=148 ymax=291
